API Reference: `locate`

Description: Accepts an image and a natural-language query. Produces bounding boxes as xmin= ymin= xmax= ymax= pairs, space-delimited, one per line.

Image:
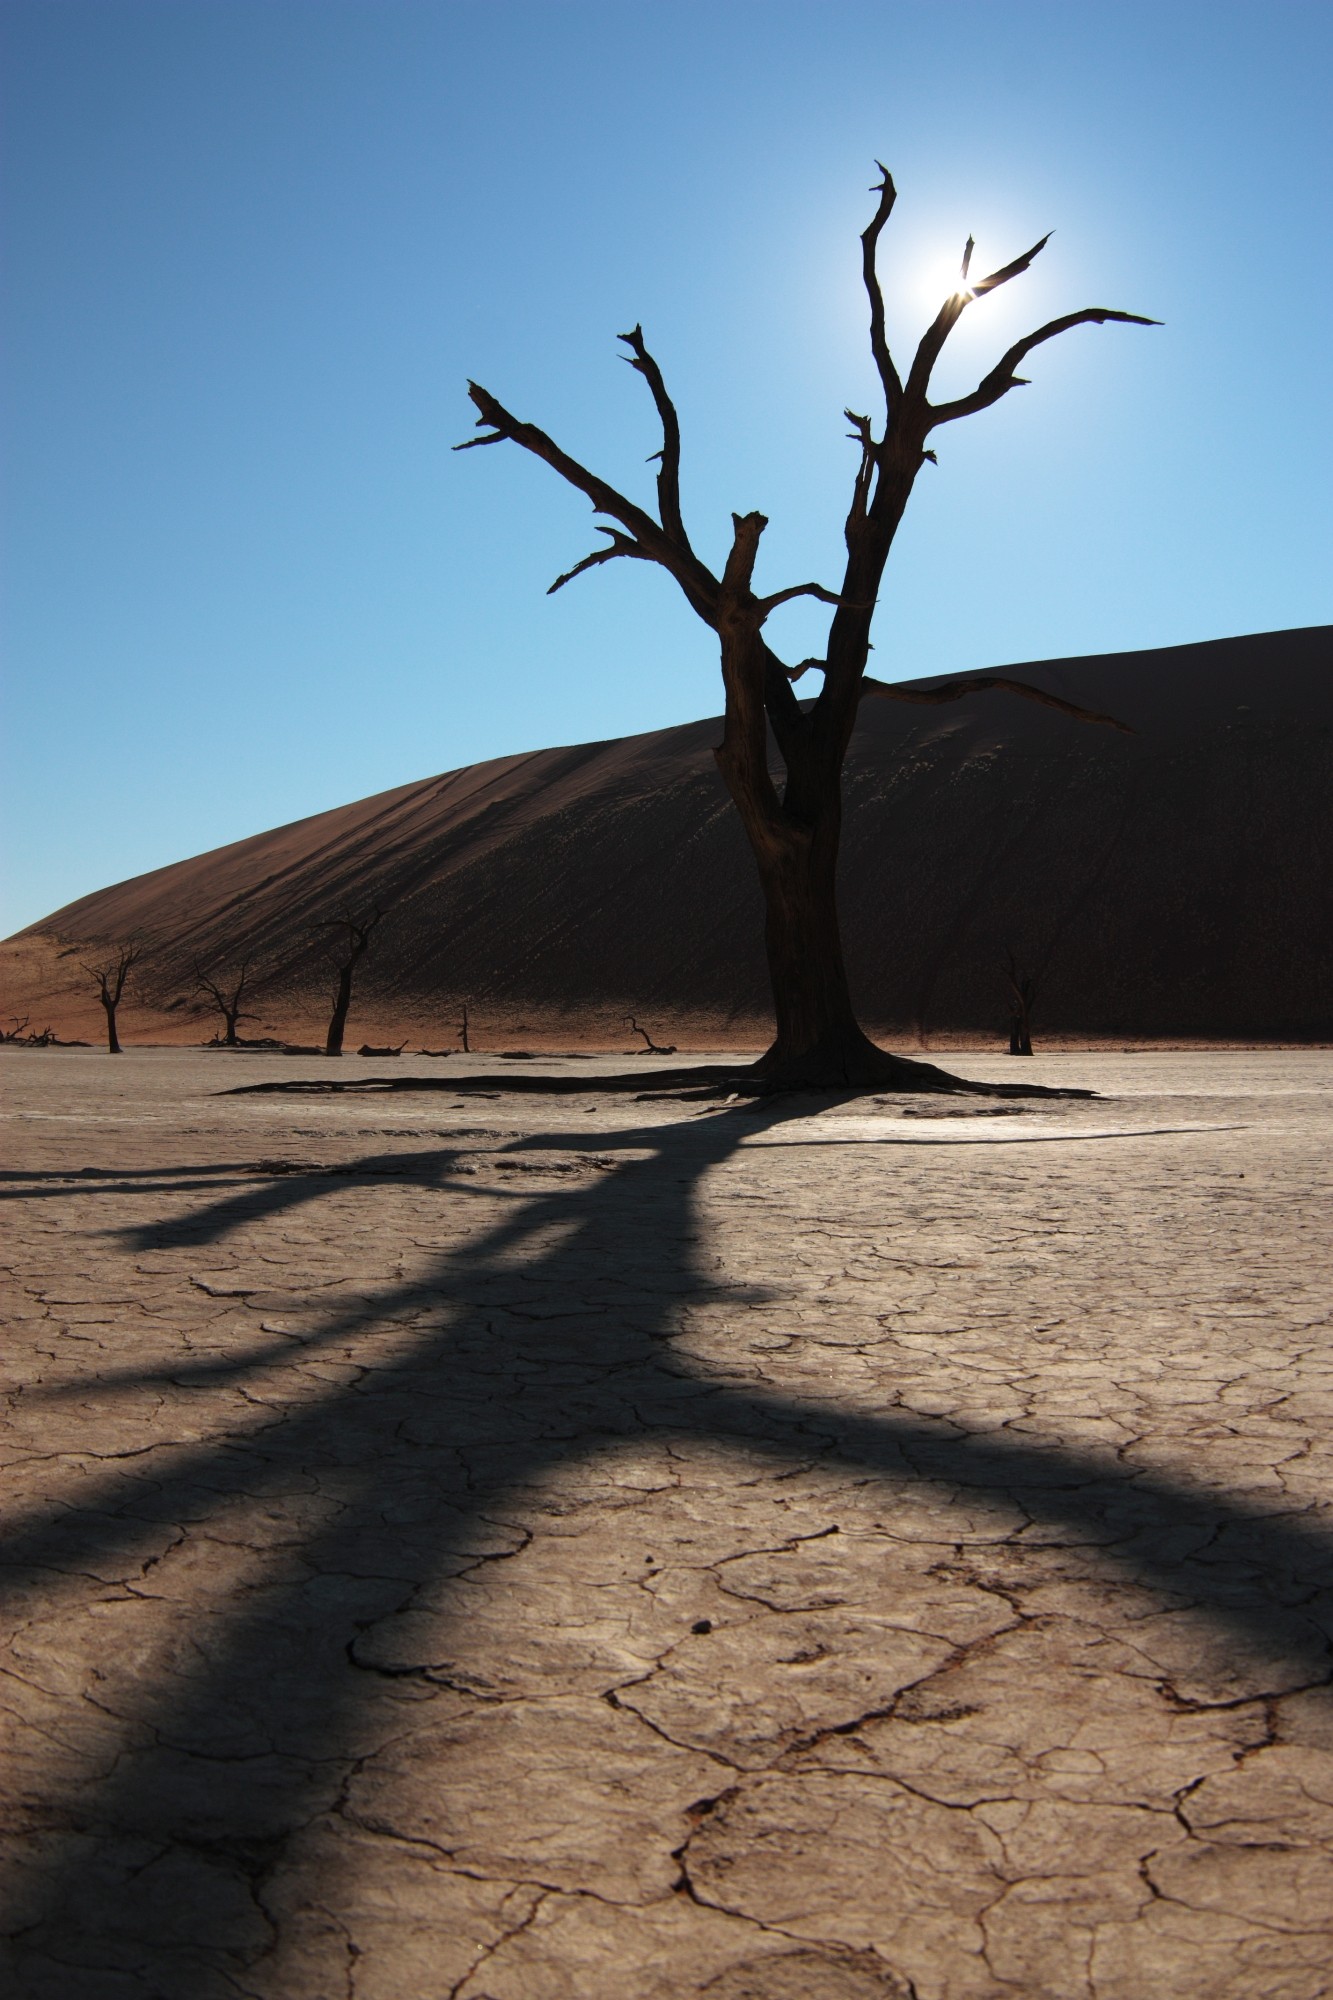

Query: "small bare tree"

xmin=460 ymin=166 xmax=1154 ymax=1088
xmin=318 ymin=908 xmax=383 ymax=1057
xmin=194 ymin=958 xmax=256 ymax=1047
xmin=626 ymin=1015 xmax=677 ymax=1055
xmin=1005 ymin=951 xmax=1037 ymax=1057
xmin=82 ymin=944 xmax=142 ymax=1055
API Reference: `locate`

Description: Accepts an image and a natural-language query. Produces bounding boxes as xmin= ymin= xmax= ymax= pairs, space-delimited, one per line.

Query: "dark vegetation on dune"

xmin=15 ymin=627 xmax=1332 ymax=1046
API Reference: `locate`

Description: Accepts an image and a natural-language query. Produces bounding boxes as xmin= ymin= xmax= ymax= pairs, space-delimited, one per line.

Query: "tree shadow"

xmin=2 ymin=1092 xmax=1329 ymax=1991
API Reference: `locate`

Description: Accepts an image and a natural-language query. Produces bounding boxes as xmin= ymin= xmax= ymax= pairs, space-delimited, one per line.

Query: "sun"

xmin=915 ymin=246 xmax=983 ymax=315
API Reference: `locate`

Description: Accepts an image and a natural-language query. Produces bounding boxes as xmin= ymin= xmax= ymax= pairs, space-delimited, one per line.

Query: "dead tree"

xmin=460 ymin=167 xmax=1155 ymax=1087
xmin=460 ymin=1002 xmax=471 ymax=1054
xmin=194 ymin=958 xmax=256 ymax=1047
xmin=1 ymin=1017 xmax=30 ymax=1044
xmin=626 ymin=1015 xmax=677 ymax=1055
xmin=1005 ymin=952 xmax=1037 ymax=1056
xmin=317 ymin=908 xmax=383 ymax=1057
xmin=81 ymin=944 xmax=142 ymax=1055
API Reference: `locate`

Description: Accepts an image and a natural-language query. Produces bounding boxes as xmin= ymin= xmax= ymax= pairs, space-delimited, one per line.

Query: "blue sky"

xmin=3 ymin=0 xmax=1330 ymax=934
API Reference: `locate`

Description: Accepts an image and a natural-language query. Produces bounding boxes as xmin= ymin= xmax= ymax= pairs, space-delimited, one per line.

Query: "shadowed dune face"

xmin=5 ymin=627 xmax=1331 ymax=1048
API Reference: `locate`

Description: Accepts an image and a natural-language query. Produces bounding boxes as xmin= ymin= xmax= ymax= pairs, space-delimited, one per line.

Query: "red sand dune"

xmin=4 ymin=627 xmax=1330 ymax=1050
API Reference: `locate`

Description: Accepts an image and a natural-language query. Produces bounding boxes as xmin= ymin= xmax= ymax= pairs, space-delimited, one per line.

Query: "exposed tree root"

xmin=224 ymin=1048 xmax=1095 ymax=1103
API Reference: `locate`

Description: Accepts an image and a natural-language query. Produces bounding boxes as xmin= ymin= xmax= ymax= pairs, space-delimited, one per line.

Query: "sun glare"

xmin=915 ymin=250 xmax=983 ymax=315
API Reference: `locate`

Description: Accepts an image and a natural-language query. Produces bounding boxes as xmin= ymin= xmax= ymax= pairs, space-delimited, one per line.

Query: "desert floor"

xmin=2 ymin=1047 xmax=1331 ymax=1999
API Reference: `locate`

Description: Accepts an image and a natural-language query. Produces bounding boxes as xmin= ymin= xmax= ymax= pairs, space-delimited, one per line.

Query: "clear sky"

xmin=2 ymin=0 xmax=1330 ymax=935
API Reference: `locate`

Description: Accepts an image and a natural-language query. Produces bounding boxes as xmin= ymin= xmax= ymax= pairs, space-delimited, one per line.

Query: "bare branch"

xmin=317 ymin=905 xmax=384 ymax=966
xmin=457 ymin=384 xmax=659 ymax=542
xmin=754 ymin=635 xmax=810 ymax=778
xmin=929 ymin=308 xmax=1161 ymax=427
xmin=861 ymin=164 xmax=903 ymax=416
xmin=721 ymin=510 xmax=768 ymax=596
xmin=456 ymin=381 xmax=719 ymax=623
xmin=756 ymin=581 xmax=847 ymax=616
xmin=82 ymin=942 xmax=141 ymax=1009
xmin=110 ymin=944 xmax=141 ymax=1005
xmin=904 ymin=231 xmax=1057 ymax=408
xmin=903 ymin=292 xmax=969 ymax=407
xmin=844 ymin=408 xmax=876 ymax=532
xmin=548 ymin=527 xmax=650 ymax=595
xmin=859 ymin=673 xmax=1134 ymax=733
xmin=968 ymin=230 xmax=1052 ymax=298
xmin=193 ymin=959 xmax=226 ymax=1008
xmin=618 ymin=324 xmax=691 ymax=550
xmin=786 ymin=657 xmax=825 ymax=683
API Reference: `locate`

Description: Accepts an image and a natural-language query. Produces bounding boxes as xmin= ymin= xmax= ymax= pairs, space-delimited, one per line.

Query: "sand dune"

xmin=4 ymin=627 xmax=1330 ymax=1048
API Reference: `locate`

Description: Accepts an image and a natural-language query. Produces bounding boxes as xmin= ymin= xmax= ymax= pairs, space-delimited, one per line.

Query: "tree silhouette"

xmin=193 ymin=957 xmax=256 ymax=1048
xmin=318 ymin=907 xmax=383 ymax=1057
xmin=626 ymin=1014 xmax=677 ymax=1055
xmin=1005 ymin=950 xmax=1038 ymax=1056
xmin=80 ymin=943 xmax=141 ymax=1055
xmin=460 ymin=167 xmax=1155 ymax=1088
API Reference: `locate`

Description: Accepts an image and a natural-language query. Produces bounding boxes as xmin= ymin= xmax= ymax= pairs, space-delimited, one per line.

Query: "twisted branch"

xmin=860 ymin=673 xmax=1133 ymax=733
xmin=619 ymin=324 xmax=690 ymax=549
xmin=81 ymin=942 xmax=142 ymax=1005
xmin=316 ymin=905 xmax=384 ymax=968
xmin=929 ymin=307 xmax=1161 ymax=427
xmin=756 ymin=581 xmax=848 ymax=616
xmin=457 ymin=381 xmax=719 ymax=623
xmin=903 ymin=231 xmax=1055 ymax=408
xmin=861 ymin=164 xmax=902 ymax=417
xmin=548 ymin=527 xmax=652 ymax=595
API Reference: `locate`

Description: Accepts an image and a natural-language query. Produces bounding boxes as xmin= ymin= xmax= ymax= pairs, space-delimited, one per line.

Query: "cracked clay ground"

xmin=1 ymin=1049 xmax=1331 ymax=2000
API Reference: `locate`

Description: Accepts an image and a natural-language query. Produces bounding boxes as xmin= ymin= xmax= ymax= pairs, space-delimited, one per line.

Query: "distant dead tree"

xmin=626 ymin=1015 xmax=677 ymax=1055
xmin=194 ymin=958 xmax=256 ymax=1048
xmin=81 ymin=943 xmax=142 ymax=1055
xmin=460 ymin=166 xmax=1153 ymax=1088
xmin=318 ymin=907 xmax=383 ymax=1057
xmin=1 ymin=1016 xmax=30 ymax=1043
xmin=460 ymin=1001 xmax=471 ymax=1053
xmin=1004 ymin=952 xmax=1037 ymax=1057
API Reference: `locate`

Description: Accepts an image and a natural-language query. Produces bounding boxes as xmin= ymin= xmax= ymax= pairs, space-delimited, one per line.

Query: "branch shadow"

xmin=2 ymin=1094 xmax=1329 ymax=1991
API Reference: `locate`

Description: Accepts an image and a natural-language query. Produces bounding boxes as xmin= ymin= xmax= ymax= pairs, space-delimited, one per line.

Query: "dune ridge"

xmin=4 ymin=627 xmax=1330 ymax=1049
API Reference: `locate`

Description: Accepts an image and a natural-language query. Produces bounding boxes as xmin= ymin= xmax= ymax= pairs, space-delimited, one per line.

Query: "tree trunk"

xmin=101 ymin=998 xmax=121 ymax=1055
xmin=715 ymin=643 xmax=935 ymax=1091
xmin=222 ymin=1009 xmax=239 ymax=1047
xmin=748 ymin=822 xmax=930 ymax=1087
xmin=325 ymin=967 xmax=353 ymax=1057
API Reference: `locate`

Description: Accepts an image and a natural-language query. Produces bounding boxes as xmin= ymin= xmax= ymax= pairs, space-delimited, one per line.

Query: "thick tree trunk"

xmin=748 ymin=820 xmax=935 ymax=1088
xmin=101 ymin=998 xmax=121 ymax=1056
xmin=753 ymin=829 xmax=866 ymax=1076
xmin=715 ymin=625 xmax=941 ymax=1091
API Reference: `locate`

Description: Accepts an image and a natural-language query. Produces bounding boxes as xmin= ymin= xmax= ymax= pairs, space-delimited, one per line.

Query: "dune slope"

xmin=5 ymin=627 xmax=1330 ymax=1046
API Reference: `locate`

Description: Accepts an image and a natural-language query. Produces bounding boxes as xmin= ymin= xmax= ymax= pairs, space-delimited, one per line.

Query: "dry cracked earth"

xmin=1 ymin=1046 xmax=1331 ymax=2000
